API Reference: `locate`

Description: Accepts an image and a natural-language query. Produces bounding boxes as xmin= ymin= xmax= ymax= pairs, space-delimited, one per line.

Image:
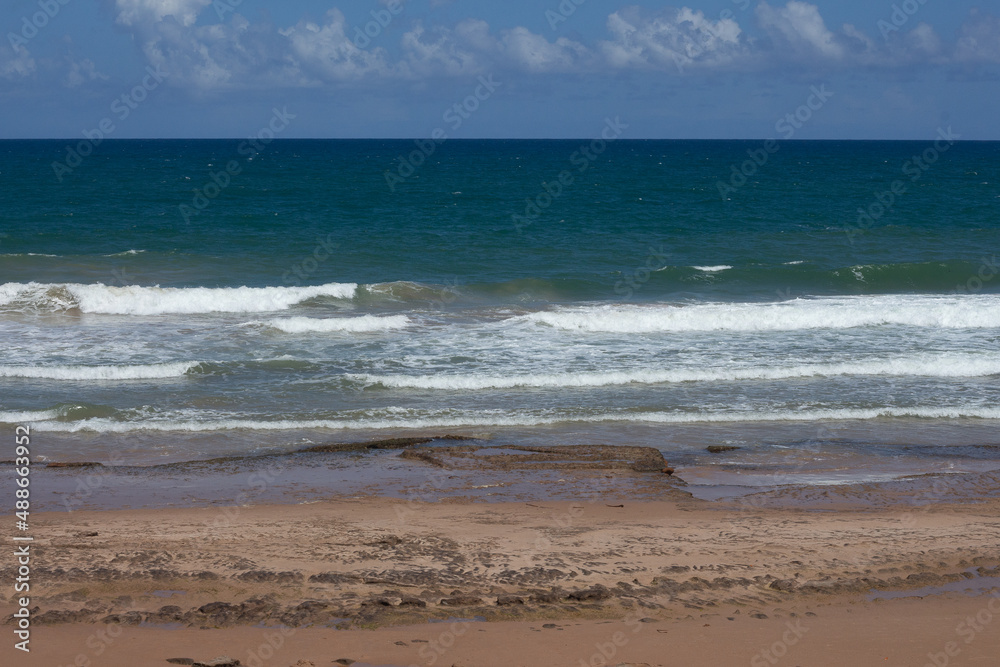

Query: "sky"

xmin=1 ymin=0 xmax=998 ymax=139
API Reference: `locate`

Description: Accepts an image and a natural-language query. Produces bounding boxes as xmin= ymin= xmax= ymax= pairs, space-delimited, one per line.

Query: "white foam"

xmin=691 ymin=265 xmax=733 ymax=272
xmin=350 ymin=354 xmax=1000 ymax=390
xmin=0 ymin=282 xmax=357 ymax=315
xmin=25 ymin=405 xmax=1000 ymax=433
xmin=521 ymin=295 xmax=1000 ymax=333
xmin=252 ymin=315 xmax=410 ymax=333
xmin=0 ymin=362 xmax=200 ymax=380
xmin=0 ymin=408 xmax=65 ymax=423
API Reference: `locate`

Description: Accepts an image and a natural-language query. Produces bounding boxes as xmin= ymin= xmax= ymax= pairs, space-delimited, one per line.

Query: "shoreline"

xmin=5 ymin=494 xmax=1000 ymax=665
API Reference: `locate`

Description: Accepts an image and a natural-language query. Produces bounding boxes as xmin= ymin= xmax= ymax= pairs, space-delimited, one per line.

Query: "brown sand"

xmin=4 ymin=497 xmax=1000 ymax=666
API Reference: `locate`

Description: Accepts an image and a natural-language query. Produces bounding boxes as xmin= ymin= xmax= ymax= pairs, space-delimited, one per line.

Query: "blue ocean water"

xmin=1 ymin=139 xmax=999 ymax=470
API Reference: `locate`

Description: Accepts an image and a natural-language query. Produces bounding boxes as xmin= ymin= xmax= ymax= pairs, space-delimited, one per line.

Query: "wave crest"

xmin=0 ymin=362 xmax=201 ymax=380
xmin=350 ymin=354 xmax=1000 ymax=390
xmin=250 ymin=315 xmax=410 ymax=333
xmin=522 ymin=296 xmax=1000 ymax=333
xmin=0 ymin=282 xmax=357 ymax=315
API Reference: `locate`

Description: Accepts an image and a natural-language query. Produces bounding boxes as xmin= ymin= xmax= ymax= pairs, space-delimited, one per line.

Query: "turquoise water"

xmin=1 ymin=139 xmax=999 ymax=467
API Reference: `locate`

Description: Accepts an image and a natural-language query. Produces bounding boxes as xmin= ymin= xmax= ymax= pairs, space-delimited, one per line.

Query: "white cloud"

xmin=65 ymin=57 xmax=109 ymax=87
xmin=600 ymin=6 xmax=748 ymax=71
xmin=954 ymin=10 xmax=1000 ymax=64
xmin=0 ymin=45 xmax=36 ymax=80
xmin=756 ymin=0 xmax=843 ymax=59
xmin=400 ymin=21 xmax=487 ymax=78
xmin=115 ymin=0 xmax=211 ymax=28
xmin=19 ymin=1 xmax=989 ymax=93
xmin=398 ymin=19 xmax=588 ymax=78
xmin=501 ymin=27 xmax=589 ymax=72
xmin=285 ymin=10 xmax=395 ymax=82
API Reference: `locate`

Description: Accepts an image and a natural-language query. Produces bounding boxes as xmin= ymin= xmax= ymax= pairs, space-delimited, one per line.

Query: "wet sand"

xmin=5 ymin=492 xmax=1000 ymax=666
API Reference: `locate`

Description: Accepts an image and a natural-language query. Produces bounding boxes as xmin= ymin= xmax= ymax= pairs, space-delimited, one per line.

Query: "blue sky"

xmin=1 ymin=0 xmax=998 ymax=138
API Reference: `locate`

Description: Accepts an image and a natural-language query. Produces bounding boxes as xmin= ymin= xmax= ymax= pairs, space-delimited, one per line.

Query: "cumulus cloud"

xmin=285 ymin=10 xmax=396 ymax=82
xmin=954 ymin=9 xmax=1000 ymax=64
xmin=397 ymin=19 xmax=590 ymax=78
xmin=400 ymin=20 xmax=488 ymax=78
xmin=501 ymin=27 xmax=589 ymax=72
xmin=756 ymin=0 xmax=843 ymax=59
xmin=0 ymin=45 xmax=36 ymax=80
xmin=115 ymin=0 xmax=212 ymax=28
xmin=601 ymin=6 xmax=748 ymax=71
xmin=5 ymin=1 xmax=992 ymax=92
xmin=65 ymin=57 xmax=110 ymax=87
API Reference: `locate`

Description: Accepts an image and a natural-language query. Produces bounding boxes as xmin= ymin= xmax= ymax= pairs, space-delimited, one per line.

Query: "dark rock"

xmin=769 ymin=579 xmax=798 ymax=592
xmin=280 ymin=600 xmax=331 ymax=626
xmin=298 ymin=436 xmax=475 ymax=454
xmin=192 ymin=657 xmax=240 ymax=667
xmin=334 ymin=660 xmax=356 ymax=666
xmin=166 ymin=660 xmax=194 ymax=665
xmin=101 ymin=611 xmax=143 ymax=625
xmin=308 ymin=572 xmax=359 ymax=584
xmin=198 ymin=602 xmax=235 ymax=615
xmin=367 ymin=535 xmax=403 ymax=549
xmin=399 ymin=449 xmax=448 ymax=467
xmin=439 ymin=596 xmax=482 ymax=606
xmin=195 ymin=598 xmax=278 ymax=627
xmin=706 ymin=445 xmax=741 ymax=453
xmin=567 ymin=585 xmax=611 ymax=601
xmin=496 ymin=595 xmax=525 ymax=606
xmin=147 ymin=605 xmax=186 ymax=624
xmin=34 ymin=608 xmax=96 ymax=624
xmin=529 ymin=590 xmax=562 ymax=604
xmin=236 ymin=570 xmax=303 ymax=584
xmin=399 ymin=597 xmax=427 ymax=608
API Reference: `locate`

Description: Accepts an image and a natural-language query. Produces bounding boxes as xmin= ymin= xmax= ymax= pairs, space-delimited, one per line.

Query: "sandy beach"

xmin=6 ymin=485 xmax=1000 ymax=666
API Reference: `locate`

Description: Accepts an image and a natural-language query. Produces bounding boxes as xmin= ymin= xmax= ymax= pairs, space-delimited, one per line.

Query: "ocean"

xmin=2 ymin=138 xmax=999 ymax=498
